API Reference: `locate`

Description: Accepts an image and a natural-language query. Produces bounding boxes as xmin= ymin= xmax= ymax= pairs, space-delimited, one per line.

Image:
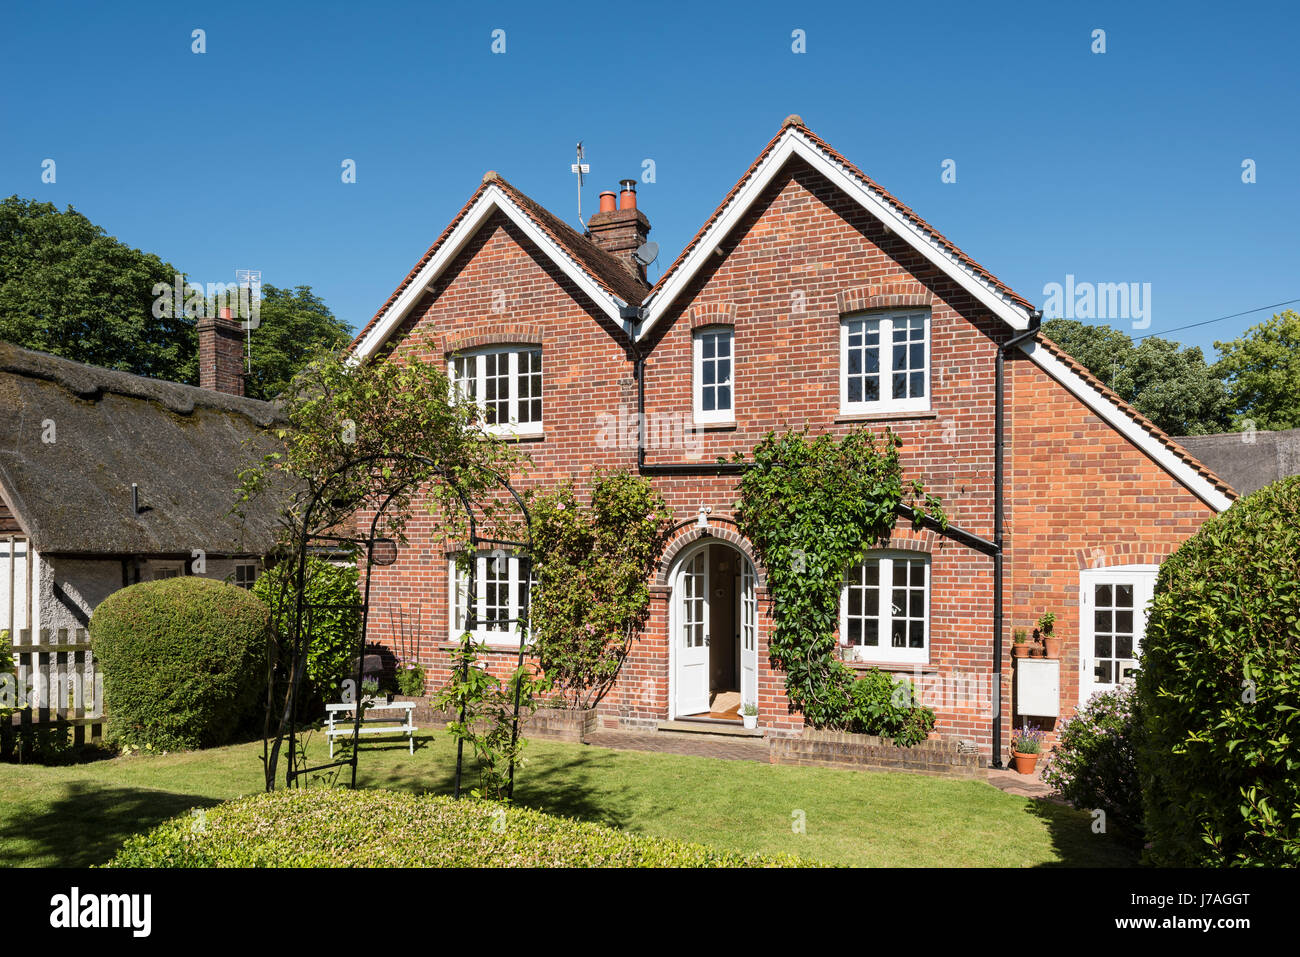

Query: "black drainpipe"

xmin=625 ymin=306 xmax=746 ymax=477
xmin=992 ymin=312 xmax=1042 ymax=768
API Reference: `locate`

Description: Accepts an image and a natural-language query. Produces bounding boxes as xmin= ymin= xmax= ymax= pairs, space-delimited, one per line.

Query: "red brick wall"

xmin=1005 ymin=354 xmax=1217 ymax=748
xmin=358 ymin=159 xmax=1219 ymax=761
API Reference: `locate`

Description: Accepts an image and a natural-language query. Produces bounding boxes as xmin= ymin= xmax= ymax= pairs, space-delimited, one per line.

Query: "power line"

xmin=1131 ymin=298 xmax=1300 ymax=343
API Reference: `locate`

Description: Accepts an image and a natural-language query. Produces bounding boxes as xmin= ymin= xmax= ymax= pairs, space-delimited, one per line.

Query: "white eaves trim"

xmin=638 ymin=129 xmax=1035 ymax=341
xmin=351 ymin=185 xmax=629 ymax=361
xmin=1022 ymin=341 xmax=1234 ymax=513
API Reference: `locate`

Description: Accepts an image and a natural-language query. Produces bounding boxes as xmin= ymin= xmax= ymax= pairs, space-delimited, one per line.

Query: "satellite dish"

xmin=633 ymin=241 xmax=659 ymax=267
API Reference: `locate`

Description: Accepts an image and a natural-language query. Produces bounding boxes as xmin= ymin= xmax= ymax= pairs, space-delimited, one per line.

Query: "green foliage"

xmin=845 ymin=669 xmax=936 ymax=746
xmin=433 ymin=636 xmax=548 ymax=800
xmin=0 ymin=196 xmax=195 ymax=382
xmin=734 ymin=428 xmax=942 ymax=732
xmin=528 ymin=469 xmax=670 ymax=708
xmin=89 ymin=578 xmax=270 ymax=751
xmin=1042 ymin=319 xmax=1231 ymax=435
xmin=252 ymin=557 xmax=362 ymax=704
xmin=105 ymin=787 xmax=812 ymax=867
xmin=237 ymin=349 xmax=521 ymax=551
xmin=1136 ymin=476 xmax=1300 ymax=866
xmin=396 ymin=661 xmax=425 ymax=697
xmin=1213 ymin=310 xmax=1300 ymax=431
xmin=1041 ymin=686 xmax=1143 ymax=843
xmin=240 ymin=284 xmax=354 ymax=401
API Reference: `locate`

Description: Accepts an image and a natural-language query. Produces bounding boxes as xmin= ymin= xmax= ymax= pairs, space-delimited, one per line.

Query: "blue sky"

xmin=2 ymin=0 xmax=1297 ymax=357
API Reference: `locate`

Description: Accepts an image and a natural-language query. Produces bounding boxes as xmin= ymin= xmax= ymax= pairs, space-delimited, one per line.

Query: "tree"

xmin=1213 ymin=310 xmax=1300 ymax=431
xmin=0 ymin=196 xmax=355 ymax=398
xmin=242 ymin=284 xmax=354 ymax=401
xmin=1042 ymin=319 xmax=1231 ymax=435
xmin=0 ymin=195 xmax=195 ymax=381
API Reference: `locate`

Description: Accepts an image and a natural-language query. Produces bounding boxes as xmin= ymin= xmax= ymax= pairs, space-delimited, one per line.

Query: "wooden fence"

xmin=5 ymin=627 xmax=104 ymax=746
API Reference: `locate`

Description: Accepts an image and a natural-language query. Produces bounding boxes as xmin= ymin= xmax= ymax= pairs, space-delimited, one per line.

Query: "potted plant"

xmin=1028 ymin=630 xmax=1044 ymax=657
xmin=1010 ymin=724 xmax=1046 ymax=774
xmin=1038 ymin=612 xmax=1061 ymax=659
xmin=741 ymin=702 xmax=758 ymax=730
xmin=1012 ymin=628 xmax=1029 ymax=658
xmin=361 ymin=675 xmax=383 ymax=706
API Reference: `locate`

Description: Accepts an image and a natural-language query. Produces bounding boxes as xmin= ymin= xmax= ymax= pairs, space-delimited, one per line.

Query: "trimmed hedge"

xmin=90 ymin=577 xmax=270 ymax=751
xmin=105 ymin=787 xmax=812 ymax=868
xmin=1137 ymin=476 xmax=1300 ymax=866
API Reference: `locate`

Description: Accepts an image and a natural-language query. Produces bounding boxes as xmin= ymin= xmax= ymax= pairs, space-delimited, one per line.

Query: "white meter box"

xmin=1016 ymin=658 xmax=1060 ymax=718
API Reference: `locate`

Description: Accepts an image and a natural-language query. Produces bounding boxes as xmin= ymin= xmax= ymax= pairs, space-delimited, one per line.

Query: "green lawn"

xmin=0 ymin=732 xmax=1136 ymax=867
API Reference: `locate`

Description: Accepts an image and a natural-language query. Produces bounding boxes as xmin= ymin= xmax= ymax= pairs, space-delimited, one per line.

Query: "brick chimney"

xmin=586 ymin=178 xmax=650 ymax=282
xmin=197 ymin=308 xmax=245 ymax=396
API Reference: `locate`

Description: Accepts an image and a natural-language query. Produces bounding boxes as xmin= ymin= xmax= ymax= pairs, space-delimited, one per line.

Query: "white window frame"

xmin=840 ymin=550 xmax=931 ymax=664
xmin=839 ymin=310 xmax=930 ymax=414
xmin=692 ymin=325 xmax=735 ymax=424
xmin=448 ymin=551 xmax=534 ymax=646
xmin=449 ymin=345 xmax=543 ymax=436
xmin=152 ymin=562 xmax=184 ymax=580
xmin=233 ymin=563 xmax=259 ymax=590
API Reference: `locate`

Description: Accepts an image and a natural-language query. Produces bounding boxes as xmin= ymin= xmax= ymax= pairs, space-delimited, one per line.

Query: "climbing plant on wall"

xmin=734 ymin=428 xmax=944 ymax=734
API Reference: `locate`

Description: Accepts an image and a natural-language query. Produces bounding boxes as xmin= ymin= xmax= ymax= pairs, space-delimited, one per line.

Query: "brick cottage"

xmin=346 ymin=116 xmax=1236 ymax=764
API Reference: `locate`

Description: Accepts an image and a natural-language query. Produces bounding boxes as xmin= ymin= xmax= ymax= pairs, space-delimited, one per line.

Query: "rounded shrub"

xmin=1136 ymin=476 xmax=1300 ymax=866
xmin=1041 ymin=686 xmax=1143 ymax=843
xmin=106 ymin=787 xmax=813 ymax=868
xmin=90 ymin=577 xmax=270 ymax=751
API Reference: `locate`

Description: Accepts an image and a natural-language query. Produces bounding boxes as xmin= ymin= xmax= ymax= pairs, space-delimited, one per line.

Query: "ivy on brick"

xmin=733 ymin=428 xmax=944 ymax=735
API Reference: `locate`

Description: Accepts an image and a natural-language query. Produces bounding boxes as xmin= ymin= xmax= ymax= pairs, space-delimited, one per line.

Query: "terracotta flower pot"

xmin=1010 ymin=750 xmax=1040 ymax=775
xmin=1042 ymin=636 xmax=1062 ymax=659
xmin=1012 ymin=644 xmax=1029 ymax=658
xmin=1028 ymin=644 xmax=1044 ymax=658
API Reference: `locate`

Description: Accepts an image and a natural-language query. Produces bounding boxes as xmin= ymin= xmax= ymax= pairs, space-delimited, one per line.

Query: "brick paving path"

xmin=985 ymin=766 xmax=1058 ymax=799
xmin=583 ymin=729 xmax=769 ymax=763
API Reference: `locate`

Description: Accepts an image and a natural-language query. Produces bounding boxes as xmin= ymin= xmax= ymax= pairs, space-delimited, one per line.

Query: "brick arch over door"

xmin=1073 ymin=542 xmax=1173 ymax=571
xmin=654 ymin=521 xmax=766 ymax=589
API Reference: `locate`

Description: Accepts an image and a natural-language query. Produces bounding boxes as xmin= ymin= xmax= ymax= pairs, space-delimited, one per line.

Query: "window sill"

xmin=439 ymin=640 xmax=528 ymax=654
xmin=485 ymin=430 xmax=545 ymax=443
xmin=842 ymin=658 xmax=937 ymax=674
xmin=835 ymin=410 xmax=937 ymax=424
xmin=693 ymin=419 xmax=737 ymax=431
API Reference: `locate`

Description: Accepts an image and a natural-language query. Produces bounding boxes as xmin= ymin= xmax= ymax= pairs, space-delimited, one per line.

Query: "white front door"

xmin=739 ymin=559 xmax=758 ymax=710
xmin=1078 ymin=565 xmax=1157 ymax=705
xmin=676 ymin=550 xmax=710 ymax=716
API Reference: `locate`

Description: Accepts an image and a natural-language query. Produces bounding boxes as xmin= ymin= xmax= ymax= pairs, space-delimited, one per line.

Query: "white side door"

xmin=739 ymin=559 xmax=758 ymax=711
xmin=676 ymin=551 xmax=710 ymax=716
xmin=1079 ymin=565 xmax=1157 ymax=705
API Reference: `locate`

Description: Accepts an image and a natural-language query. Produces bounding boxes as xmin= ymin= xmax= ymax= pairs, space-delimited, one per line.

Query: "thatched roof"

xmin=0 ymin=341 xmax=288 ymax=556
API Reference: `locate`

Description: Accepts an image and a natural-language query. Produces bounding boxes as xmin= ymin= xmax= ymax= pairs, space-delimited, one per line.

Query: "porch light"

xmin=696 ymin=504 xmax=712 ymax=532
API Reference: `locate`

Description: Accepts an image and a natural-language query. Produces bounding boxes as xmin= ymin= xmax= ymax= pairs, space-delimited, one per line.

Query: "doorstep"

xmin=657 ymin=719 xmax=764 ymax=738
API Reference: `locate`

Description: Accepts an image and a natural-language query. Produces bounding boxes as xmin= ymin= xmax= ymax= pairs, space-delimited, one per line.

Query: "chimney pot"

xmin=619 ymin=179 xmax=637 ymax=210
xmin=598 ymin=190 xmax=617 ymax=213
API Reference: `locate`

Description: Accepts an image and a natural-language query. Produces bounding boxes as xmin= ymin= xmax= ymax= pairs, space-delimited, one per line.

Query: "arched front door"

xmin=670 ymin=541 xmax=758 ymax=720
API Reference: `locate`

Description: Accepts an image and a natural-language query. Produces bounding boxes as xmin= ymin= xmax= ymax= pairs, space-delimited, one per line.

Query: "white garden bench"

xmin=325 ymin=700 xmax=417 ymax=757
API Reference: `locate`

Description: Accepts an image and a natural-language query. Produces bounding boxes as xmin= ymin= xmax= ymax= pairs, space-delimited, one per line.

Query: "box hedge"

xmin=1137 ymin=475 xmax=1300 ymax=866
xmin=105 ymin=787 xmax=812 ymax=868
xmin=90 ymin=577 xmax=270 ymax=751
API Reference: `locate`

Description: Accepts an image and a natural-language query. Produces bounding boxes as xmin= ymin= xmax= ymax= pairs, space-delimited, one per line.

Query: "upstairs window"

xmin=841 ymin=551 xmax=930 ymax=664
xmin=233 ymin=564 xmax=259 ymax=590
xmin=840 ymin=311 xmax=930 ymax=414
xmin=693 ymin=326 xmax=734 ymax=424
xmin=450 ymin=346 xmax=542 ymax=435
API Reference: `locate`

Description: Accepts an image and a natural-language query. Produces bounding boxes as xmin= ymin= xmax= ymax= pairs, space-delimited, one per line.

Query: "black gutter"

xmin=896 ymin=504 xmax=997 ymax=557
xmin=991 ymin=313 xmax=1042 ymax=768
